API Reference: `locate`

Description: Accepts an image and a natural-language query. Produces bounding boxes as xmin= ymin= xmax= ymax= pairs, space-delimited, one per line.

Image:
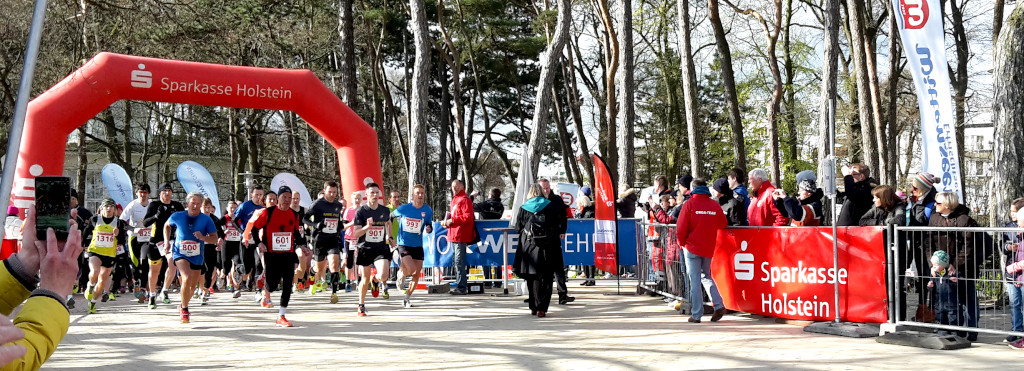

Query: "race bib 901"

xmin=366 ymin=226 xmax=386 ymax=243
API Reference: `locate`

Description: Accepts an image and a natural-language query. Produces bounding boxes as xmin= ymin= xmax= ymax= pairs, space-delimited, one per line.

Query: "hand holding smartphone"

xmin=34 ymin=176 xmax=72 ymax=241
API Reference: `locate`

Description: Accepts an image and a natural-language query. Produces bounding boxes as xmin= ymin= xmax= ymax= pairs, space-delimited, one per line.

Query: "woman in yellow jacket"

xmin=1 ymin=205 xmax=83 ymax=371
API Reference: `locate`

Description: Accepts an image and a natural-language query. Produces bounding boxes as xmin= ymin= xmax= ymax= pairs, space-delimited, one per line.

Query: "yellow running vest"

xmin=87 ymin=218 xmax=119 ymax=257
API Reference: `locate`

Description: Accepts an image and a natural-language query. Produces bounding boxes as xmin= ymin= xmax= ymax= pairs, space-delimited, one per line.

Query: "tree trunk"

xmin=338 ymin=0 xmax=357 ymax=111
xmin=565 ymin=45 xmax=595 ymax=186
xmin=438 ymin=0 xmax=473 ymax=188
xmin=708 ymin=0 xmax=747 ymax=173
xmin=844 ymin=0 xmax=878 ymax=174
xmin=617 ymin=0 xmax=634 ymax=185
xmin=884 ymin=1 xmax=903 ymax=185
xmin=679 ymin=0 xmax=703 ymax=178
xmin=817 ymin=0 xmax=841 ymax=222
xmin=513 ymin=0 xmax=570 ymax=207
xmin=438 ymin=55 xmax=450 ymax=201
xmin=594 ymin=0 xmax=619 ymax=181
xmin=949 ymin=0 xmax=969 ymax=194
xmin=76 ymin=127 xmax=87 ymax=201
xmin=407 ymin=0 xmax=430 ymax=193
xmin=783 ymin=0 xmax=797 ymax=179
xmin=990 ymin=5 xmax=1024 ymax=226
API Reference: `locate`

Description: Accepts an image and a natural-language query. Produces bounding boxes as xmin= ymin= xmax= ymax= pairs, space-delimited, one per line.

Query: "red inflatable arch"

xmin=11 ymin=52 xmax=382 ymax=208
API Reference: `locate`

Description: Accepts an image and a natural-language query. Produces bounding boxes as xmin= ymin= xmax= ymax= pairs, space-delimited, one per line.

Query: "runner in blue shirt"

xmin=164 ymin=192 xmax=219 ymax=324
xmin=391 ymin=184 xmax=433 ymax=308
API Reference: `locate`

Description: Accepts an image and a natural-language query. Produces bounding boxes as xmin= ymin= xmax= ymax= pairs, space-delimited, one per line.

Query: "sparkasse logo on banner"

xmin=898 ymin=0 xmax=929 ymax=29
xmin=130 ymin=64 xmax=152 ymax=88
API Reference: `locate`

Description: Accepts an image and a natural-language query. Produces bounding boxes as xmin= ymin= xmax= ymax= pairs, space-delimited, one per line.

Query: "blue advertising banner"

xmin=423 ymin=219 xmax=639 ymax=268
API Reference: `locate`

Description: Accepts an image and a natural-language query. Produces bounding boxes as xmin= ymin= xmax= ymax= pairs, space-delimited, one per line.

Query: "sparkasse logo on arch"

xmin=899 ymin=0 xmax=929 ymax=30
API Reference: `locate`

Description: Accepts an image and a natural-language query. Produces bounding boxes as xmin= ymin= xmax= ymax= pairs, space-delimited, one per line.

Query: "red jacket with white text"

xmin=675 ymin=194 xmax=727 ymax=258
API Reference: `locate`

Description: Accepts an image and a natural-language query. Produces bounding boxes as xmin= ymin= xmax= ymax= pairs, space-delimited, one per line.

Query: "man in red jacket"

xmin=442 ymin=179 xmax=475 ymax=295
xmin=676 ymin=178 xmax=728 ymax=323
xmin=746 ymin=168 xmax=789 ymax=226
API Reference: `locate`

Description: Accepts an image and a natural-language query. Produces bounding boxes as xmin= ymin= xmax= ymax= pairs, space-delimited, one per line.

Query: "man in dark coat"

xmin=836 ymin=163 xmax=878 ymax=226
xmin=538 ymin=178 xmax=573 ymax=304
xmin=473 ymin=188 xmax=505 ymax=220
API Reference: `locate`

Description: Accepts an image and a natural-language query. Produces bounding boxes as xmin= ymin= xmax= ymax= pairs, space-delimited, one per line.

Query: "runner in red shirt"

xmin=246 ymin=186 xmax=305 ymax=327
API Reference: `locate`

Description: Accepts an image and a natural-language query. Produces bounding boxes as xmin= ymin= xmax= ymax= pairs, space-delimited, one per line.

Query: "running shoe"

xmin=72 ymin=284 xmax=79 ymax=294
xmin=344 ymin=282 xmax=352 ymax=293
xmin=1010 ymin=338 xmax=1024 ymax=350
xmin=357 ymin=304 xmax=367 ymax=316
xmin=256 ymin=274 xmax=266 ymax=290
xmin=66 ymin=296 xmax=75 ymax=309
xmin=276 ymin=315 xmax=293 ymax=327
xmin=296 ymin=281 xmax=306 ymax=291
xmin=193 ymin=288 xmax=201 ymax=299
xmin=201 ymin=296 xmax=209 ymax=306
xmin=162 ymin=291 xmax=171 ymax=304
xmin=233 ymin=290 xmax=242 ymax=299
xmin=87 ymin=302 xmax=97 ymax=314
xmin=403 ymin=297 xmax=411 ymax=308
xmin=330 ymin=293 xmax=338 ymax=304
xmin=261 ymin=297 xmax=273 ymax=308
xmin=179 ymin=306 xmax=190 ymax=324
xmin=148 ymin=296 xmax=156 ymax=309
xmin=208 ymin=287 xmax=215 ymax=295
xmin=371 ymin=281 xmax=380 ymax=298
xmin=226 ymin=284 xmax=234 ymax=292
xmin=84 ymin=286 xmax=94 ymax=301
xmin=309 ymin=282 xmax=317 ymax=295
xmin=107 ymin=292 xmax=115 ymax=302
xmin=101 ymin=291 xmax=109 ymax=303
xmin=382 ymin=287 xmax=389 ymax=300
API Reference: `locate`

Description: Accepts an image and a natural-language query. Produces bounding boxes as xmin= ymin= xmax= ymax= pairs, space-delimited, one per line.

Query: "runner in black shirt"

xmin=143 ymin=183 xmax=184 ymax=308
xmin=352 ymin=183 xmax=396 ymax=316
xmin=305 ymin=181 xmax=346 ymax=303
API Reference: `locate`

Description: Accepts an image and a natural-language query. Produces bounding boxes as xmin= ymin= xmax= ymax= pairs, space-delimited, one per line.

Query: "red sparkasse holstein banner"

xmin=710 ymin=227 xmax=887 ymax=323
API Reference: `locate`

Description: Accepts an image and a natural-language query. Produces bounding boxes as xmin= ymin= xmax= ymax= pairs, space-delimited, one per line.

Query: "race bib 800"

xmin=180 ymin=241 xmax=201 ymax=257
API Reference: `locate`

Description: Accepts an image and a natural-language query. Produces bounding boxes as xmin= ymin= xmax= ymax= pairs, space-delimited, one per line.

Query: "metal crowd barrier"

xmin=636 ymin=221 xmax=689 ymax=311
xmin=889 ymin=225 xmax=1024 ymax=340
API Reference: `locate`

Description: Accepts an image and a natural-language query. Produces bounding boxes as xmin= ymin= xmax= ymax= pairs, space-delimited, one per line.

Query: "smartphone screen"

xmin=34 ymin=176 xmax=71 ymax=240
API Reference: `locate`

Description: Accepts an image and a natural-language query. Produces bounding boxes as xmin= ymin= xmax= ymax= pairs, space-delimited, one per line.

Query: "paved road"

xmin=42 ymin=280 xmax=1022 ymax=370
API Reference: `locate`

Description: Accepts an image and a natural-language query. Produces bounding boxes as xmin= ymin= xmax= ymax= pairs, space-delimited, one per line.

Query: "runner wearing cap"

xmin=81 ymin=198 xmax=129 ymax=314
xmin=218 ymin=201 xmax=245 ymax=298
xmin=164 ymin=192 xmax=219 ymax=323
xmin=246 ymin=186 xmax=304 ymax=327
xmin=352 ymin=183 xmax=397 ymax=316
xmin=391 ymin=184 xmax=433 ymax=308
xmin=120 ymin=183 xmax=152 ymax=303
xmin=244 ymin=190 xmax=277 ymax=299
xmin=143 ymin=183 xmax=185 ymax=309
xmin=234 ymin=185 xmax=265 ymax=290
xmin=341 ymin=191 xmax=364 ymax=292
xmin=305 ymin=181 xmax=346 ymax=303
